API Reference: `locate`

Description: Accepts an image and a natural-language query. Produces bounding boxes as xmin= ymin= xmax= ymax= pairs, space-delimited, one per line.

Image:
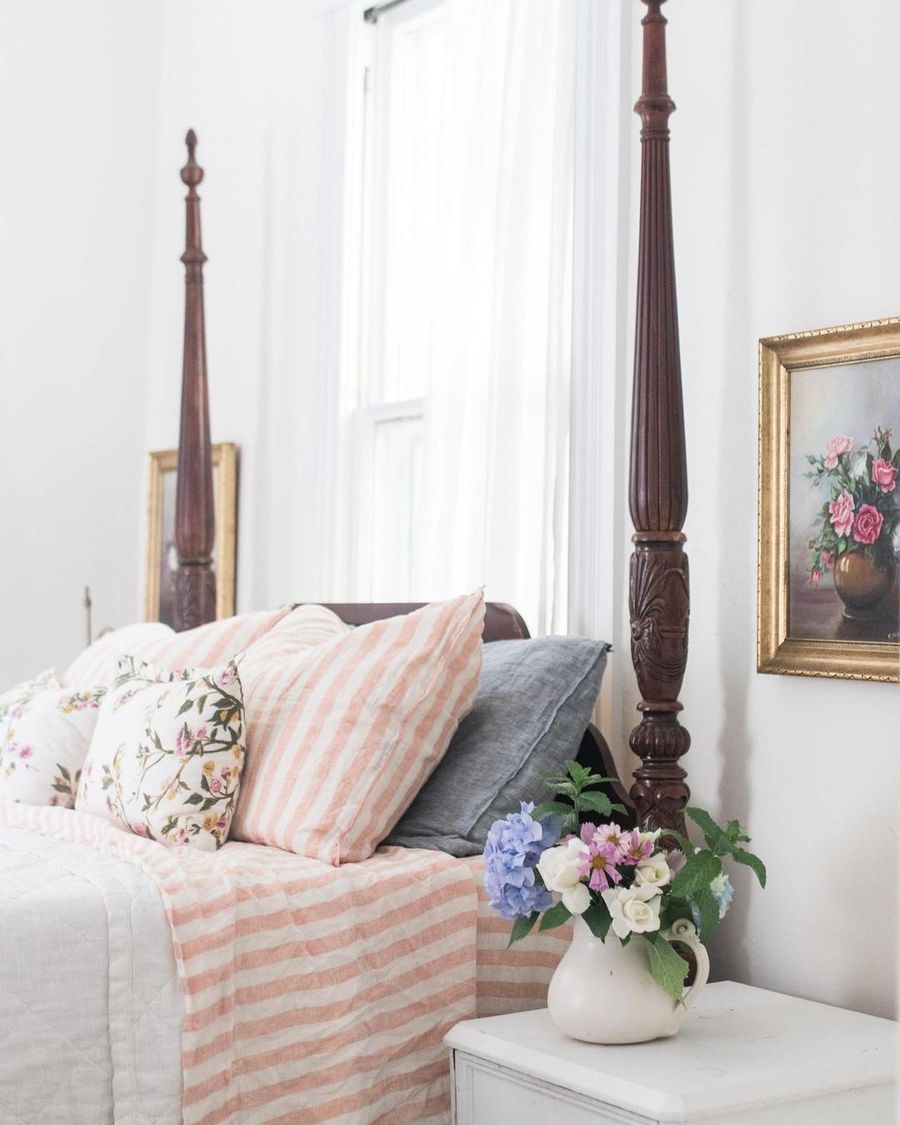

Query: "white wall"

xmin=0 ymin=1 xmax=163 ymax=684
xmin=143 ymin=0 xmax=351 ymax=615
xmin=613 ymin=0 xmax=899 ymax=1019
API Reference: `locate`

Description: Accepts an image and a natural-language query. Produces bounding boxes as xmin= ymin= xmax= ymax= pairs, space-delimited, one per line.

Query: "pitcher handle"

xmin=662 ymin=918 xmax=710 ymax=1009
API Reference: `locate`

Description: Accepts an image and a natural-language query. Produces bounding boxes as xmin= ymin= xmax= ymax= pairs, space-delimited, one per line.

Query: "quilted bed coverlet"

xmin=0 ymin=802 xmax=479 ymax=1124
xmin=0 ymin=821 xmax=183 ymax=1124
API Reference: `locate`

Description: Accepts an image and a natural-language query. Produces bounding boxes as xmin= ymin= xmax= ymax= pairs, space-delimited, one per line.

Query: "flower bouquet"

xmin=483 ymin=761 xmax=765 ymax=1004
xmin=805 ymin=428 xmax=899 ymax=585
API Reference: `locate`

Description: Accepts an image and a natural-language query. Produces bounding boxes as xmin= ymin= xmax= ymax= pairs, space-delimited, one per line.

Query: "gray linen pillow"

xmin=386 ymin=636 xmax=610 ymax=856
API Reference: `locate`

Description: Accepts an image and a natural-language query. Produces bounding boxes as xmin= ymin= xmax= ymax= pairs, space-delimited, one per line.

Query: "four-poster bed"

xmin=0 ymin=2 xmax=697 ymax=1122
xmin=171 ymin=0 xmax=692 ymax=834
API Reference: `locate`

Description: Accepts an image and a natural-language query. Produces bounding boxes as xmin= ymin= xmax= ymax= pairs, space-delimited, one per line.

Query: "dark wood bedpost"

xmin=174 ymin=129 xmax=216 ymax=632
xmin=628 ymin=0 xmax=691 ymax=832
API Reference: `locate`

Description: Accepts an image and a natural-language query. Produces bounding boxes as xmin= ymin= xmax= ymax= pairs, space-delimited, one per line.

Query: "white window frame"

xmin=336 ymin=0 xmax=445 ymax=599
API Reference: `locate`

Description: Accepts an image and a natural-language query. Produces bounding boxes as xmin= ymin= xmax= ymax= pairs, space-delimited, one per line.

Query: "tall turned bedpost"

xmin=628 ymin=0 xmax=691 ymax=832
xmin=174 ymin=129 xmax=216 ymax=632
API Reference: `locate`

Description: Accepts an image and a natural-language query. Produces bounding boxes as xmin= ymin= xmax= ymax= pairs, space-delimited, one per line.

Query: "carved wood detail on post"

xmin=628 ymin=0 xmax=691 ymax=832
xmin=174 ymin=129 xmax=216 ymax=632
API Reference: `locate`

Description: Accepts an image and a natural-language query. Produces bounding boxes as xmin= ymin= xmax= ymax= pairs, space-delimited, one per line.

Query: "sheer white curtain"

xmin=415 ymin=0 xmax=576 ymax=634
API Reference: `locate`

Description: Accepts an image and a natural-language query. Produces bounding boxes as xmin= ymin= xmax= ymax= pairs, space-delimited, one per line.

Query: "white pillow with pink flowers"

xmin=0 ymin=671 xmax=106 ymax=807
xmin=76 ymin=655 xmax=245 ymax=851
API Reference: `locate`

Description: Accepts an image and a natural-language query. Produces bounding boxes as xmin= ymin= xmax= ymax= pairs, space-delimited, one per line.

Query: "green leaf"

xmin=185 ymin=792 xmax=204 ymax=807
xmin=645 ymin=932 xmax=689 ymax=1000
xmin=662 ymin=829 xmax=694 ymax=856
xmin=732 ymin=847 xmax=767 ymax=888
xmin=575 ymin=790 xmax=614 ymax=818
xmin=671 ymin=850 xmax=722 ymax=898
xmin=582 ymin=900 xmax=612 ymax=941
xmin=685 ymin=807 xmax=730 ymax=854
xmin=566 ymin=760 xmax=590 ymax=786
xmin=532 ymin=800 xmax=573 ymax=822
xmin=539 ymin=902 xmax=572 ymax=932
xmin=546 ymin=780 xmax=579 ymax=800
xmin=176 ymin=699 xmax=194 ymax=717
xmin=725 ymin=819 xmax=750 ymax=845
xmin=660 ymin=895 xmax=694 ymax=929
xmin=508 ymin=913 xmax=539 ymax=947
xmin=690 ymin=885 xmax=720 ymax=941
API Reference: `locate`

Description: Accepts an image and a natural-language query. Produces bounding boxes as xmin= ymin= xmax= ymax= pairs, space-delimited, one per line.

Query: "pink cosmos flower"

xmin=872 ymin=458 xmax=897 ymax=493
xmin=829 ymin=490 xmax=855 ymax=538
xmin=592 ymin=823 xmax=626 ymax=855
xmin=617 ymin=829 xmax=654 ymax=867
xmin=825 ymin=436 xmax=853 ymax=468
xmin=208 ymin=776 xmax=223 ymax=795
xmin=578 ymin=824 xmax=623 ymax=892
xmin=820 ymin=550 xmax=835 ymax=570
xmin=852 ymin=504 xmax=884 ymax=545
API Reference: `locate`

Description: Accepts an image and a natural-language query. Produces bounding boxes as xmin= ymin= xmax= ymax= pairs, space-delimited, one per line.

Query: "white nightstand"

xmin=445 ymin=981 xmax=897 ymax=1124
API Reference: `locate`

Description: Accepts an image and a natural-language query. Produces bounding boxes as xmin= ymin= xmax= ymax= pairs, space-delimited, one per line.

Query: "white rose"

xmin=561 ymin=882 xmax=591 ymax=916
xmin=601 ymin=884 xmax=662 ymax=939
xmin=635 ymin=851 xmax=671 ymax=890
xmin=639 ymin=828 xmax=662 ymax=848
xmin=537 ymin=838 xmax=585 ymax=893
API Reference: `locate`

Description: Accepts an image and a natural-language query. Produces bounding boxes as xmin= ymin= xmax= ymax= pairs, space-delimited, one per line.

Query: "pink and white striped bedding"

xmin=0 ymin=802 xmax=478 ymax=1124
xmin=0 ymin=808 xmax=568 ymax=1123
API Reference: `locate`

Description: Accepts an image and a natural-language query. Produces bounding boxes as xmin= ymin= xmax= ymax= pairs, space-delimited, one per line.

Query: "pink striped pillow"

xmin=232 ymin=591 xmax=485 ymax=864
xmin=139 ymin=607 xmax=291 ymax=673
xmin=63 ymin=623 xmax=175 ymax=688
xmin=237 ymin=604 xmax=351 ymax=673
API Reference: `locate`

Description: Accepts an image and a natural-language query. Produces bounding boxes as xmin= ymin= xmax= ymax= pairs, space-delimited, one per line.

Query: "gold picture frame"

xmin=758 ymin=318 xmax=900 ymax=682
xmin=144 ymin=443 xmax=238 ymax=625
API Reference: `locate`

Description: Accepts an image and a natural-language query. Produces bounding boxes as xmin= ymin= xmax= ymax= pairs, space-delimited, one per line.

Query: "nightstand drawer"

xmin=452 ymin=1051 xmax=651 ymax=1125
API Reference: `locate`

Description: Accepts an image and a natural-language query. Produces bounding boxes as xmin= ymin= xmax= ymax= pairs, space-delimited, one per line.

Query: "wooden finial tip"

xmin=181 ymin=129 xmax=204 ymax=189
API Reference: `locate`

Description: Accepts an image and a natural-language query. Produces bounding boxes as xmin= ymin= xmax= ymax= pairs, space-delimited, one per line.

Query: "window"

xmin=342 ymin=0 xmax=576 ymax=630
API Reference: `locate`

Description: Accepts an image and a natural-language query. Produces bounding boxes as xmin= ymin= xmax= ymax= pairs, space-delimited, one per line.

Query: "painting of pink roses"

xmin=759 ymin=318 xmax=900 ymax=682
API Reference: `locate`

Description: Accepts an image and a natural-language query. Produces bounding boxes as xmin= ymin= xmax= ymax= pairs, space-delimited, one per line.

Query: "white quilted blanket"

xmin=0 ymin=826 xmax=183 ymax=1125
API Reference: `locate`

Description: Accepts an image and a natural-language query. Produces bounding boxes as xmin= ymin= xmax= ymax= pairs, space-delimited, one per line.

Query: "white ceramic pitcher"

xmin=547 ymin=916 xmax=709 ymax=1044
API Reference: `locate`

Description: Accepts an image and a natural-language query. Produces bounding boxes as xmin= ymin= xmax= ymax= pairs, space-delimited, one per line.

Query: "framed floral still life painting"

xmin=143 ymin=443 xmax=238 ymax=626
xmin=759 ymin=318 xmax=900 ymax=682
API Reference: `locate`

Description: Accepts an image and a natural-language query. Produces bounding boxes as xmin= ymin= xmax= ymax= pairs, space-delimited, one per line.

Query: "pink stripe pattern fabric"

xmin=0 ymin=801 xmax=478 ymax=1125
xmin=232 ymin=592 xmax=486 ymax=864
xmin=62 ymin=623 xmax=175 ymax=687
xmin=461 ymin=855 xmax=573 ymax=1017
xmin=237 ymin=604 xmax=350 ymax=673
xmin=140 ymin=607 xmax=292 ymax=674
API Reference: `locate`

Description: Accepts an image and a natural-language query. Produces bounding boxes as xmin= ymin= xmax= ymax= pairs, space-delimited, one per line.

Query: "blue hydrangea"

xmin=482 ymin=802 xmax=561 ymax=920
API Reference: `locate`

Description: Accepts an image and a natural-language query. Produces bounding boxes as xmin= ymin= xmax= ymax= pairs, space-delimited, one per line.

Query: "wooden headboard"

xmin=317 ymin=601 xmax=529 ymax=642
xmin=170 ymin=0 xmax=692 ymax=833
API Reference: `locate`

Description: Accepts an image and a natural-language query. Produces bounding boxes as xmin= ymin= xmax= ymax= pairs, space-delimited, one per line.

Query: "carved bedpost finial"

xmin=628 ymin=0 xmax=691 ymax=832
xmin=174 ymin=129 xmax=216 ymax=631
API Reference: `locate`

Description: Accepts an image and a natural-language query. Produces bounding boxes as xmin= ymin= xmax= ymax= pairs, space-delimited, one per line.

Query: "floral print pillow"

xmin=76 ymin=655 xmax=245 ymax=851
xmin=0 ymin=670 xmax=106 ymax=807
